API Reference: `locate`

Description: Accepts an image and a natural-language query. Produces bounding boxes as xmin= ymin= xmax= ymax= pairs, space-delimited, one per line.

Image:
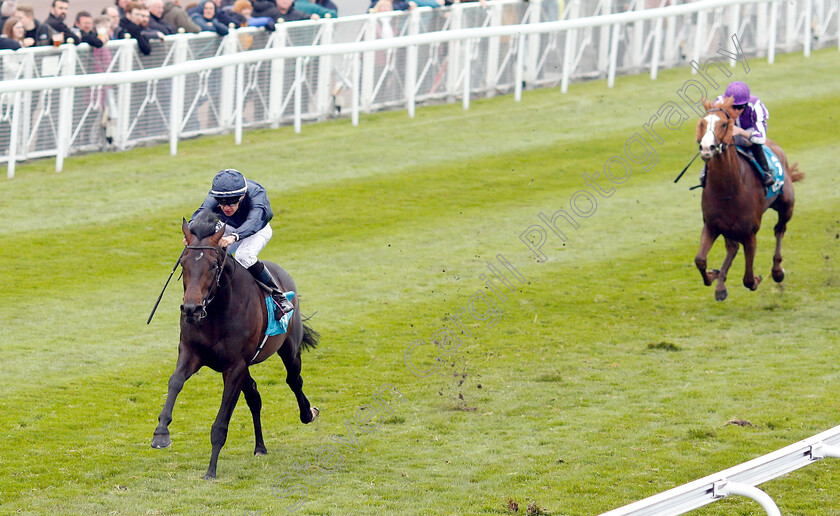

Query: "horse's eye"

xmin=698 ymin=144 xmax=702 ymax=150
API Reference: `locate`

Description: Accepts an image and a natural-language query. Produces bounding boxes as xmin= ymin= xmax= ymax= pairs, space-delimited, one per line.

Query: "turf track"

xmin=1 ymin=48 xmax=838 ymax=515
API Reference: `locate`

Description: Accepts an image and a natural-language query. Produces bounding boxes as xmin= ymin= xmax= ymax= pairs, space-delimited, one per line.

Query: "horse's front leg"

xmin=695 ymin=225 xmax=720 ymax=286
xmin=242 ymin=371 xmax=267 ymax=456
xmin=205 ymin=360 xmax=248 ymax=480
xmin=742 ymin=233 xmax=763 ymax=291
xmin=714 ymin=238 xmax=740 ymax=301
xmin=152 ymin=347 xmax=202 ymax=449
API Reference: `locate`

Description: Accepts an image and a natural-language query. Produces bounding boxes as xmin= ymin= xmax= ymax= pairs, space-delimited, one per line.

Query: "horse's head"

xmin=180 ymin=215 xmax=227 ymax=324
xmin=696 ymin=96 xmax=736 ymax=162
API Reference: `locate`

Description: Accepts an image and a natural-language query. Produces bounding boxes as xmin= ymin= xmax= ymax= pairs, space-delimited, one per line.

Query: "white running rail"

xmin=0 ymin=0 xmax=837 ymax=177
xmin=601 ymin=424 xmax=840 ymax=515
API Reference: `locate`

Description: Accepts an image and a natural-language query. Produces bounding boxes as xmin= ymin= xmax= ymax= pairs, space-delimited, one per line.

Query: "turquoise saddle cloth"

xmin=265 ymin=291 xmax=295 ymax=336
xmin=737 ymin=145 xmax=784 ymax=199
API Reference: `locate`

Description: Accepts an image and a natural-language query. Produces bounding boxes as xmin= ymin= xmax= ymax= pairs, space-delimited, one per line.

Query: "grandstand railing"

xmin=600 ymin=424 xmax=840 ymax=515
xmin=0 ymin=0 xmax=837 ymax=177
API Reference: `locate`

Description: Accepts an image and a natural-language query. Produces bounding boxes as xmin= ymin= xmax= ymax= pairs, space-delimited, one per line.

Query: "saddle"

xmin=735 ymin=145 xmax=784 ymax=198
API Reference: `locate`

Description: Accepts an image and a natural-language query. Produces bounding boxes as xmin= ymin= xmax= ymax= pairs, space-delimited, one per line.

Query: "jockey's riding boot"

xmin=750 ymin=144 xmax=776 ymax=186
xmin=698 ymin=165 xmax=707 ymax=188
xmin=248 ymin=261 xmax=294 ymax=318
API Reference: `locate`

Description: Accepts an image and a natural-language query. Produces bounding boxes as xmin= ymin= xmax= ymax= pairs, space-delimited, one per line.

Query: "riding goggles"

xmin=215 ymin=196 xmax=242 ymax=206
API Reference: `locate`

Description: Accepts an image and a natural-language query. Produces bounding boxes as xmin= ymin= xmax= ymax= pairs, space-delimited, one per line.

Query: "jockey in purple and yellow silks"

xmin=700 ymin=81 xmax=775 ymax=187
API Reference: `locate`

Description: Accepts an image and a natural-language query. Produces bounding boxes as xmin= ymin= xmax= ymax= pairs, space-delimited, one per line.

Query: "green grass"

xmin=1 ymin=48 xmax=839 ymax=515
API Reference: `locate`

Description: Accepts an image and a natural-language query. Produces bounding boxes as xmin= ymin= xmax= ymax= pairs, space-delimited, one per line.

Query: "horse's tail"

xmin=301 ymin=319 xmax=320 ymax=352
xmin=789 ymin=162 xmax=805 ymax=182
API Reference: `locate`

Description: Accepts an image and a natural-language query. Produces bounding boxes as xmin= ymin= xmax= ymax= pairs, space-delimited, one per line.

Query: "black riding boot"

xmin=750 ymin=144 xmax=775 ymax=186
xmin=248 ymin=261 xmax=294 ymax=318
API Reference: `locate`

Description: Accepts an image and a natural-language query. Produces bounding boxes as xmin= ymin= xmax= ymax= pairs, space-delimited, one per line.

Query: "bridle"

xmin=183 ymin=244 xmax=229 ymax=321
xmin=699 ymin=107 xmax=733 ymax=156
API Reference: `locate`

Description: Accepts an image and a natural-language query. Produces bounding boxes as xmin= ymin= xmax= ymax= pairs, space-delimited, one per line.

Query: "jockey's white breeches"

xmin=225 ymin=223 xmax=272 ymax=269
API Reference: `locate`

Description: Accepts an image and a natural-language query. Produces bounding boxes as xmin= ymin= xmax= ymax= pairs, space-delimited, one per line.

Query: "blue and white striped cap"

xmin=210 ymin=169 xmax=247 ymax=198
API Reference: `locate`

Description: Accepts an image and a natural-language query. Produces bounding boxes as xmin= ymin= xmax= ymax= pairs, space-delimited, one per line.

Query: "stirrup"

xmin=272 ymin=293 xmax=293 ymax=318
xmin=762 ymin=171 xmax=775 ymax=186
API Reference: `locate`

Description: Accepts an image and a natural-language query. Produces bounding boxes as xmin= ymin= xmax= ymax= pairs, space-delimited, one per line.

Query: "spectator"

xmin=294 ymin=0 xmax=336 ymax=18
xmin=161 ymin=0 xmax=201 ymax=33
xmin=369 ymin=0 xmax=442 ymax=10
xmin=102 ymin=6 xmax=119 ymax=36
xmin=190 ymin=1 xmax=229 ymax=35
xmin=15 ymin=3 xmax=55 ymax=46
xmin=114 ymin=1 xmax=153 ymax=54
xmin=73 ymin=10 xmax=104 ymax=47
xmin=231 ymin=0 xmax=274 ymax=29
xmin=115 ymin=0 xmax=130 ymax=18
xmin=0 ymin=0 xmax=17 ymax=30
xmin=147 ymin=0 xmax=177 ymax=34
xmin=93 ymin=14 xmax=112 ymax=44
xmin=1 ymin=15 xmax=23 ymax=49
xmin=132 ymin=4 xmax=167 ymax=41
xmin=252 ymin=0 xmax=315 ymax=22
xmin=45 ymin=0 xmax=75 ymax=44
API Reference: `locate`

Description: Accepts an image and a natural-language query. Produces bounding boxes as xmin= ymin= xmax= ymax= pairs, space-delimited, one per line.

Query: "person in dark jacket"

xmin=190 ymin=169 xmax=293 ymax=317
xmin=15 ymin=3 xmax=55 ymax=46
xmin=114 ymin=1 xmax=152 ymax=54
xmin=45 ymin=0 xmax=75 ymax=43
xmin=146 ymin=0 xmax=176 ymax=34
xmin=252 ymin=0 xmax=314 ymax=22
xmin=190 ymin=1 xmax=229 ymax=36
xmin=73 ymin=11 xmax=103 ymax=47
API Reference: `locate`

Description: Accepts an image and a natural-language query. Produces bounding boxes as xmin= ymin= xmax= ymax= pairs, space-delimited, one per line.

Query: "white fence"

xmin=0 ymin=0 xmax=838 ymax=177
xmin=601 ymin=424 xmax=840 ymax=515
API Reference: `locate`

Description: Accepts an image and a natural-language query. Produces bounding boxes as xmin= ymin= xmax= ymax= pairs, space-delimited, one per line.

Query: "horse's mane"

xmin=190 ymin=210 xmax=221 ymax=240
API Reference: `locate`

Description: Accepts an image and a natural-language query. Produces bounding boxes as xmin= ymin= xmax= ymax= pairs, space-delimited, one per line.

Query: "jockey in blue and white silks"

xmin=190 ymin=168 xmax=293 ymax=317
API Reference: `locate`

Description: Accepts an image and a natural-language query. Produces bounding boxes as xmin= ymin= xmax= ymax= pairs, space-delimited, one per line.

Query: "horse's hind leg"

xmin=152 ymin=347 xmax=202 ymax=449
xmin=279 ymin=344 xmax=319 ymax=424
xmin=695 ymin=225 xmax=721 ymax=286
xmin=205 ymin=361 xmax=247 ymax=480
xmin=242 ymin=371 xmax=267 ymax=456
xmin=714 ymin=238 xmax=740 ymax=301
xmin=742 ymin=233 xmax=763 ymax=291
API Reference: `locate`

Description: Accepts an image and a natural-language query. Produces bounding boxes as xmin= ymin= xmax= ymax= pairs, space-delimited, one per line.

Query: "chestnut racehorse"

xmin=151 ymin=211 xmax=320 ymax=479
xmin=694 ymin=97 xmax=804 ymax=301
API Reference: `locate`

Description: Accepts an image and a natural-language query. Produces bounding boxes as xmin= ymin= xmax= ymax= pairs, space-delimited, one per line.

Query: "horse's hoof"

xmin=750 ymin=276 xmax=763 ymax=290
xmin=151 ymin=434 xmax=171 ymax=449
xmin=203 ymin=472 xmax=216 ymax=480
xmin=310 ymin=407 xmax=320 ymax=422
xmin=255 ymin=445 xmax=267 ymax=456
xmin=715 ymin=289 xmax=728 ymax=301
xmin=704 ymin=269 xmax=720 ymax=285
xmin=773 ymin=268 xmax=785 ymax=283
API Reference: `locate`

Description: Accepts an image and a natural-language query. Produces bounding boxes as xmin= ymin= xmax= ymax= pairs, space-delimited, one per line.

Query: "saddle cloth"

xmin=736 ymin=145 xmax=784 ymax=199
xmin=265 ymin=291 xmax=295 ymax=336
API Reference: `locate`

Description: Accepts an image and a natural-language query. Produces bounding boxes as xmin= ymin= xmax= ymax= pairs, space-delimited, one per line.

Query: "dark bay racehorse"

xmin=151 ymin=212 xmax=320 ymax=479
xmin=694 ymin=97 xmax=804 ymax=301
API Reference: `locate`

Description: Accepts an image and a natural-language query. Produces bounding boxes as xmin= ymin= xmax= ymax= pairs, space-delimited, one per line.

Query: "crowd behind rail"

xmin=0 ymin=0 xmax=836 ymax=178
xmin=0 ymin=0 xmax=491 ymax=53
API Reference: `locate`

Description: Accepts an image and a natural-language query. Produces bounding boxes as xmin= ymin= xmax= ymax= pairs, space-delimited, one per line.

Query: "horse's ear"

xmin=182 ymin=217 xmax=196 ymax=245
xmin=722 ymin=96 xmax=734 ymax=110
xmin=209 ymin=223 xmax=226 ymax=245
xmin=696 ymin=118 xmax=706 ymax=143
xmin=703 ymin=98 xmax=713 ymax=111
